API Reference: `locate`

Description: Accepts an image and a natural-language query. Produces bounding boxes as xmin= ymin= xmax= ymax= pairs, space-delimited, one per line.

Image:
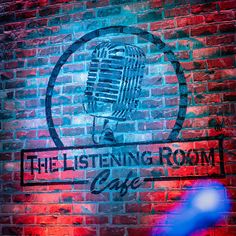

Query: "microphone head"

xmin=83 ymin=42 xmax=146 ymax=121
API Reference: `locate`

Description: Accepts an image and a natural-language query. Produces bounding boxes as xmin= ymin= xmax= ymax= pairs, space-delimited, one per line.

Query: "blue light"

xmin=152 ymin=181 xmax=230 ymax=236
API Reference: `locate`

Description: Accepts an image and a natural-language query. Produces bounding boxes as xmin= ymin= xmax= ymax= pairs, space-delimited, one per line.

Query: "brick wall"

xmin=0 ymin=0 xmax=235 ymax=235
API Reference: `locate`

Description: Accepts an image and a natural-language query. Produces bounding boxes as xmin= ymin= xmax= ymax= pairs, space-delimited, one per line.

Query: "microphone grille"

xmin=84 ymin=42 xmax=145 ymax=121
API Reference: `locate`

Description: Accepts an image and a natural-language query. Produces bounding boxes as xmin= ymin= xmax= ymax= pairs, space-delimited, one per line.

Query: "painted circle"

xmin=45 ymin=26 xmax=188 ymax=148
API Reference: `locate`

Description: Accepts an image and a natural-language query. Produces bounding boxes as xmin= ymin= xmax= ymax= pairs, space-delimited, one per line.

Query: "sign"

xmin=21 ymin=136 xmax=225 ymax=196
xmin=20 ymin=26 xmax=226 ymax=196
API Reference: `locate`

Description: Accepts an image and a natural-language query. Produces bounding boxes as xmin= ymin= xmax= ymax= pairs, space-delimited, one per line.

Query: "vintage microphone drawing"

xmin=83 ymin=42 xmax=146 ymax=144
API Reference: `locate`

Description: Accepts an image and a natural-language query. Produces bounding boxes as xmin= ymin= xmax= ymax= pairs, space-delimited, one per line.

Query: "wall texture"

xmin=0 ymin=0 xmax=235 ymax=235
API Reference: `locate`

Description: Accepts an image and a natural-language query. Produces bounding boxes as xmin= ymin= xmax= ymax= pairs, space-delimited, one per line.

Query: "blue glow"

xmin=152 ymin=181 xmax=230 ymax=236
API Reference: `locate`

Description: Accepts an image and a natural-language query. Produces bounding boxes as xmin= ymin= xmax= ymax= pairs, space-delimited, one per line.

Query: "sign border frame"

xmin=21 ymin=135 xmax=225 ymax=186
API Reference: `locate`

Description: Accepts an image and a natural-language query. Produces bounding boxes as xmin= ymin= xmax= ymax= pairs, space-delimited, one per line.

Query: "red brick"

xmin=205 ymin=12 xmax=235 ymax=23
xmin=208 ymin=82 xmax=230 ymax=92
xmin=150 ymin=0 xmax=162 ymax=9
xmin=181 ymin=130 xmax=207 ymax=139
xmin=214 ymin=69 xmax=236 ymax=80
xmin=38 ymin=130 xmax=50 ymax=138
xmin=181 ymin=60 xmax=207 ymax=71
xmin=13 ymin=215 xmax=35 ymax=224
xmin=39 ymin=5 xmax=60 ymax=17
xmin=164 ymin=28 xmax=189 ymax=40
xmin=0 ymin=216 xmax=11 ymax=224
xmin=195 ymin=93 xmax=221 ymax=104
xmin=207 ymin=57 xmax=234 ymax=69
xmin=13 ymin=193 xmax=60 ymax=203
xmin=16 ymin=10 xmax=37 ymax=20
xmin=2 ymin=204 xmax=25 ymax=213
xmin=167 ymin=190 xmax=183 ymax=201
xmin=27 ymin=18 xmax=48 ymax=28
xmin=1 ymin=71 xmax=14 ymax=80
xmin=223 ymin=92 xmax=236 ymax=102
xmin=191 ymin=25 xmax=217 ymax=36
xmin=113 ymin=215 xmax=137 ymax=225
xmin=60 ymin=169 xmax=85 ymax=180
xmin=193 ymin=83 xmax=207 ymax=93
xmin=73 ymin=204 xmax=97 ymax=214
xmin=140 ymin=214 xmax=165 ymax=225
xmin=127 ymin=227 xmax=153 ymax=236
xmin=4 ymin=1 xmax=25 ymax=11
xmin=61 ymin=192 xmax=84 ymax=202
xmin=24 ymin=227 xmax=47 ymax=236
xmin=214 ymin=227 xmax=236 ymax=236
xmin=219 ymin=0 xmax=236 ymax=10
xmin=86 ymin=216 xmax=108 ymax=224
xmin=16 ymin=49 xmax=36 ymax=58
xmin=176 ymin=15 xmax=204 ymax=27
xmin=2 ymin=227 xmax=23 ymax=235
xmin=152 ymin=202 xmax=176 ymax=213
xmin=138 ymin=121 xmax=163 ymax=130
xmin=151 ymin=19 xmax=175 ymax=31
xmin=85 ymin=192 xmax=110 ymax=202
xmin=99 ymin=203 xmax=123 ymax=213
xmin=165 ymin=6 xmax=189 ymax=17
xmin=193 ymin=47 xmax=219 ymax=59
xmin=48 ymin=185 xmax=73 ymax=191
xmin=35 ymin=215 xmax=58 ymax=224
xmin=206 ymin=34 xmax=234 ymax=46
xmin=0 ymin=131 xmax=13 ymax=140
xmin=100 ymin=227 xmax=125 ymax=236
xmin=74 ymin=227 xmax=96 ymax=236
xmin=4 ymin=60 xmax=24 ymax=69
xmin=191 ymin=3 xmax=217 ymax=14
xmin=0 ymin=173 xmax=13 ymax=181
xmin=219 ymin=23 xmax=235 ymax=33
xmin=47 ymin=227 xmax=74 ymax=236
xmin=140 ymin=191 xmax=166 ymax=202
xmin=71 ymin=216 xmax=84 ymax=225
xmin=16 ymin=130 xmax=36 ymax=139
xmin=221 ymin=45 xmax=236 ymax=56
xmin=16 ymin=69 xmax=37 ymax=78
xmin=48 ymin=204 xmax=72 ymax=214
xmin=25 ymin=204 xmax=47 ymax=214
xmin=4 ymin=22 xmax=26 ymax=31
xmin=25 ymin=140 xmax=47 ymax=149
xmin=126 ymin=203 xmax=152 ymax=213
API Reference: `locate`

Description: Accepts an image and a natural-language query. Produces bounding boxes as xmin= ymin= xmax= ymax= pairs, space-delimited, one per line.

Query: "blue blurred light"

xmin=152 ymin=181 xmax=230 ymax=236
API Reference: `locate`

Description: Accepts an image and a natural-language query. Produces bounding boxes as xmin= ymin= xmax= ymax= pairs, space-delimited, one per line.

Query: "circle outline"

xmin=45 ymin=26 xmax=188 ymax=148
